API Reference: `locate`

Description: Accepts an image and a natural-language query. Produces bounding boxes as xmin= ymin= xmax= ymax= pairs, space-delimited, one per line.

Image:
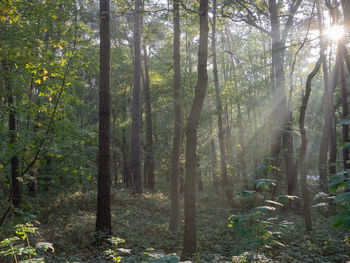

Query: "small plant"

xmin=104 ymin=236 xmax=126 ymax=263
xmin=0 ymin=222 xmax=53 ymax=263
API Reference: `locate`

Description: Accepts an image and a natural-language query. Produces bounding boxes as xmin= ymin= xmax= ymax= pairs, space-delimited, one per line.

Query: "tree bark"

xmin=130 ymin=0 xmax=142 ymax=194
xmin=183 ymin=0 xmax=209 ymax=257
xmin=169 ymin=0 xmax=182 ymax=233
xmin=96 ymin=0 xmax=111 ymax=235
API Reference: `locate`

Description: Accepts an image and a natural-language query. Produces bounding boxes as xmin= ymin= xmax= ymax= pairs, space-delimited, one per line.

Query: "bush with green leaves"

xmin=229 ymin=179 xmax=296 ymax=255
xmin=326 ymin=170 xmax=350 ymax=229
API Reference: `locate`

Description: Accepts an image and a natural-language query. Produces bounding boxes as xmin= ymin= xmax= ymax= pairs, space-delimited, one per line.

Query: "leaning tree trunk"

xmin=130 ymin=0 xmax=142 ymax=194
xmin=299 ymin=55 xmax=322 ymax=232
xmin=183 ymin=0 xmax=209 ymax=257
xmin=212 ymin=0 xmax=228 ymax=185
xmin=96 ymin=0 xmax=111 ymax=234
xmin=169 ymin=0 xmax=182 ymax=233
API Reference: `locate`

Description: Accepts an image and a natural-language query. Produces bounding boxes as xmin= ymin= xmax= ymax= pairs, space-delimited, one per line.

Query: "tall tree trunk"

xmin=212 ymin=0 xmax=228 ymax=185
xmin=237 ymin=102 xmax=248 ymax=183
xmin=299 ymin=55 xmax=322 ymax=232
xmin=208 ymin=98 xmax=218 ymax=182
xmin=130 ymin=0 xmax=142 ymax=194
xmin=229 ymin=53 xmax=248 ymax=184
xmin=183 ymin=0 xmax=208 ymax=257
xmin=317 ymin=0 xmax=330 ymax=192
xmin=169 ymin=0 xmax=182 ymax=233
xmin=96 ymin=0 xmax=111 ymax=234
xmin=143 ymin=44 xmax=155 ymax=190
xmin=122 ymin=86 xmax=131 ymax=187
xmin=269 ymin=0 xmax=299 ymax=196
xmin=3 ymin=62 xmax=21 ymax=207
xmin=340 ymin=46 xmax=350 ymax=170
xmin=328 ymin=51 xmax=340 ymax=177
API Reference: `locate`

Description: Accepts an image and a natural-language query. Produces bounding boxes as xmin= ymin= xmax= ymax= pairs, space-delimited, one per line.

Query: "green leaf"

xmin=252 ymin=206 xmax=276 ymax=213
xmin=277 ymin=195 xmax=299 ymax=201
xmin=254 ymin=179 xmax=276 ymax=189
xmin=335 ymin=191 xmax=350 ymax=202
xmin=240 ymin=190 xmax=256 ymax=197
xmin=330 ymin=215 xmax=344 ymax=228
xmin=338 ymin=118 xmax=350 ymax=126
xmin=311 ymin=203 xmax=328 ymax=209
xmin=313 ymin=192 xmax=329 ymax=200
xmin=264 ymin=200 xmax=283 ymax=207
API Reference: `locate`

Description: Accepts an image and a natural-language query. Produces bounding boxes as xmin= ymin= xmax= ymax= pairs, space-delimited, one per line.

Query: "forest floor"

xmin=21 ymin=179 xmax=350 ymax=262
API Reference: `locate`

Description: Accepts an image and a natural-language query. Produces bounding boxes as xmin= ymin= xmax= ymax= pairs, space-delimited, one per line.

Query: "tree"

xmin=96 ymin=0 xmax=112 ymax=235
xmin=2 ymin=61 xmax=21 ymax=208
xmin=130 ymin=0 xmax=142 ymax=194
xmin=183 ymin=0 xmax=209 ymax=257
xmin=142 ymin=41 xmax=155 ymax=190
xmin=169 ymin=0 xmax=182 ymax=233
xmin=212 ymin=0 xmax=228 ymax=186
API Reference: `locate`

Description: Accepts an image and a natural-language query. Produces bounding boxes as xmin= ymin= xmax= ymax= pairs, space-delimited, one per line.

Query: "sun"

xmin=325 ymin=25 xmax=345 ymax=41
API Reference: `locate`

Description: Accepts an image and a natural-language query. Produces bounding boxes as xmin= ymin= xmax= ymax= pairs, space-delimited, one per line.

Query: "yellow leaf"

xmin=37 ymin=122 xmax=42 ymax=127
xmin=66 ymin=82 xmax=71 ymax=86
xmin=49 ymin=97 xmax=52 ymax=101
xmin=34 ymin=79 xmax=41 ymax=84
xmin=43 ymin=76 xmax=48 ymax=81
xmin=57 ymin=43 xmax=63 ymax=49
xmin=43 ymin=68 xmax=48 ymax=75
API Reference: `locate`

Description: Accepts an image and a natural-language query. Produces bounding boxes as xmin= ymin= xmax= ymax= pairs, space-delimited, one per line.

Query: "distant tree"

xmin=212 ymin=0 xmax=228 ymax=186
xmin=96 ymin=0 xmax=112 ymax=235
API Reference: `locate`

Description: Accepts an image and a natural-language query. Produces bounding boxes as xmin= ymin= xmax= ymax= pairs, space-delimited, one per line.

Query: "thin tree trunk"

xmin=299 ymin=55 xmax=322 ymax=232
xmin=317 ymin=0 xmax=330 ymax=192
xmin=169 ymin=0 xmax=182 ymax=233
xmin=340 ymin=46 xmax=350 ymax=170
xmin=96 ymin=0 xmax=111 ymax=234
xmin=212 ymin=0 xmax=228 ymax=186
xmin=183 ymin=0 xmax=208 ymax=257
xmin=130 ymin=0 xmax=142 ymax=194
xmin=237 ymin=103 xmax=248 ymax=182
xmin=143 ymin=44 xmax=155 ymax=190
xmin=3 ymin=62 xmax=21 ymax=207
xmin=328 ymin=51 xmax=340 ymax=177
xmin=208 ymin=99 xmax=218 ymax=182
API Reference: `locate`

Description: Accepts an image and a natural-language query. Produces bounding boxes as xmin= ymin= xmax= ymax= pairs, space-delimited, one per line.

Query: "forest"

xmin=1 ymin=0 xmax=350 ymax=262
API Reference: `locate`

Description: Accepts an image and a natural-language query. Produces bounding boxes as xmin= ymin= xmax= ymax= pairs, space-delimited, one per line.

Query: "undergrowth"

xmin=2 ymin=178 xmax=349 ymax=262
